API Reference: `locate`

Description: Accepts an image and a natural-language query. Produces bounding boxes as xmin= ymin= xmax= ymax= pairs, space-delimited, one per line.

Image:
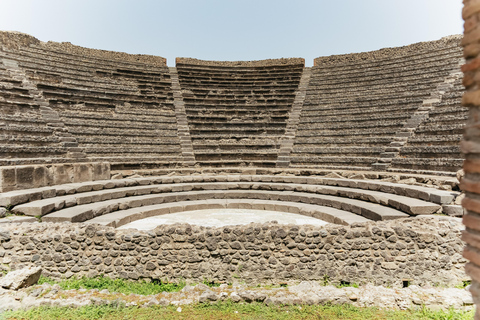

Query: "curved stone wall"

xmin=0 ymin=217 xmax=466 ymax=287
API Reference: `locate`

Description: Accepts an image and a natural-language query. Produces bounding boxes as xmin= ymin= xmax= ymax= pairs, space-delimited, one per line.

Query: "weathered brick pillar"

xmin=462 ymin=1 xmax=480 ymax=319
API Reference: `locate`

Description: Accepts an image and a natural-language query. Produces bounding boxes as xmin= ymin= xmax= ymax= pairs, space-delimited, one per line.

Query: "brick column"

xmin=461 ymin=1 xmax=480 ymax=319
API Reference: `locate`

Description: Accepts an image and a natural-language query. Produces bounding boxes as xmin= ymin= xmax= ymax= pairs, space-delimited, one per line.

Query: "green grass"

xmin=2 ymin=302 xmax=474 ymax=320
xmin=37 ymin=275 xmax=184 ymax=295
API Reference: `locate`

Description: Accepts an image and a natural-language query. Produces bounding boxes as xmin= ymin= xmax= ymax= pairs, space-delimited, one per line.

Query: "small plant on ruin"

xmin=322 ymin=275 xmax=330 ymax=286
xmin=455 ymin=280 xmax=471 ymax=289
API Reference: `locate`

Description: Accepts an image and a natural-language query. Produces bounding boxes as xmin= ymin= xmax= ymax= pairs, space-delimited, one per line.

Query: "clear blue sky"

xmin=0 ymin=0 xmax=463 ymax=66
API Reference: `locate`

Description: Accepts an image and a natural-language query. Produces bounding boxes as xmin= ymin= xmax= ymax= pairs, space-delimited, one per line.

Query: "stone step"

xmin=1 ymin=174 xmax=457 ymax=209
xmin=11 ymin=180 xmax=440 ymax=218
xmin=40 ymin=189 xmax=408 ymax=223
xmin=86 ymin=199 xmax=370 ymax=228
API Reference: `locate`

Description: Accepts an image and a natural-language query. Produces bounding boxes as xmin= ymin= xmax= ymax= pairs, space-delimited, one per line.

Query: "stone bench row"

xmin=40 ymin=89 xmax=173 ymax=106
xmin=177 ymin=73 xmax=302 ymax=81
xmin=0 ymin=146 xmax=65 ymax=158
xmin=61 ymin=118 xmax=177 ymax=131
xmin=76 ymin=137 xmax=182 ymax=146
xmin=43 ymin=96 xmax=173 ymax=112
xmin=23 ymin=188 xmax=408 ymax=223
xmin=193 ymin=153 xmax=277 ymax=161
xmin=0 ymin=174 xmax=457 ymax=208
xmin=59 ymin=111 xmax=177 ymax=123
xmin=182 ymin=91 xmax=297 ymax=99
xmin=189 ymin=135 xmax=283 ymax=141
xmin=191 ymin=160 xmax=277 ymax=168
xmin=26 ymin=67 xmax=167 ymax=94
xmin=183 ymin=97 xmax=294 ymax=105
xmin=7 ymin=48 xmax=168 ymax=79
xmin=311 ymin=62 xmax=458 ymax=82
xmin=308 ymin=72 xmax=453 ymax=90
xmin=176 ymin=64 xmax=304 ymax=73
xmin=19 ymin=45 xmax=168 ymax=70
xmin=184 ymin=105 xmax=292 ymax=111
xmin=2 ymin=54 xmax=167 ymax=88
xmin=303 ymin=96 xmax=425 ymax=109
xmin=189 ymin=121 xmax=287 ymax=128
xmin=389 ymin=158 xmax=463 ymax=173
xmin=192 ymin=144 xmax=280 ymax=151
xmin=37 ymin=83 xmax=173 ymax=101
xmin=65 ymin=127 xmax=178 ymax=138
xmin=300 ymin=105 xmax=418 ymax=117
xmin=289 ymin=157 xmax=376 ymax=168
xmin=293 ymin=136 xmax=392 ymax=146
xmin=406 ymin=135 xmax=462 ymax=145
xmin=296 ymin=121 xmax=404 ymax=132
xmin=187 ymin=114 xmax=288 ymax=121
xmin=86 ymin=199 xmax=369 ymax=228
xmin=189 ymin=130 xmax=284 ymax=137
xmin=413 ymin=123 xmax=465 ymax=135
xmin=3 ymin=56 xmax=173 ymax=97
xmin=313 ymin=45 xmax=461 ymax=70
xmin=305 ymin=87 xmax=434 ymax=102
xmin=298 ymin=113 xmax=410 ymax=124
xmin=295 ymin=130 xmax=397 ymax=138
xmin=292 ymin=146 xmax=383 ymax=155
xmin=398 ymin=146 xmax=462 ymax=157
xmin=306 ymin=83 xmax=444 ymax=98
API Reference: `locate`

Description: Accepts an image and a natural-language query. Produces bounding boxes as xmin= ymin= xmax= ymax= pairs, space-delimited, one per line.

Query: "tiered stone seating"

xmin=0 ymin=59 xmax=65 ymax=161
xmin=391 ymin=75 xmax=467 ymax=173
xmin=176 ymin=58 xmax=305 ymax=167
xmin=0 ymin=32 xmax=183 ymax=168
xmin=0 ymin=32 xmax=467 ymax=228
xmin=290 ymin=36 xmax=463 ymax=172
xmin=0 ymin=173 xmax=461 ymax=228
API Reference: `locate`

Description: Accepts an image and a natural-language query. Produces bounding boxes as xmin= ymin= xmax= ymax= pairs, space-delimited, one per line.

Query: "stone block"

xmin=53 ymin=164 xmax=73 ymax=185
xmin=73 ymin=164 xmax=93 ymax=183
xmin=16 ymin=166 xmax=34 ymax=190
xmin=33 ymin=166 xmax=47 ymax=188
xmin=0 ymin=167 xmax=16 ymax=192
xmin=92 ymin=162 xmax=110 ymax=181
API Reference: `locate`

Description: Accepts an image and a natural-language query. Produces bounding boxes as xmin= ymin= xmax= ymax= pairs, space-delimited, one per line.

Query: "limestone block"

xmin=33 ymin=166 xmax=47 ymax=188
xmin=53 ymin=164 xmax=73 ymax=185
xmin=16 ymin=166 xmax=34 ymax=190
xmin=0 ymin=167 xmax=16 ymax=192
xmin=0 ymin=267 xmax=42 ymax=290
xmin=92 ymin=162 xmax=110 ymax=181
xmin=73 ymin=164 xmax=93 ymax=183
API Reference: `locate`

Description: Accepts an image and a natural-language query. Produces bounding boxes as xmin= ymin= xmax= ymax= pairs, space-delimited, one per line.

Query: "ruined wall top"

xmin=0 ymin=31 xmax=167 ymax=67
xmin=314 ymin=35 xmax=462 ymax=66
xmin=176 ymin=57 xmax=305 ymax=67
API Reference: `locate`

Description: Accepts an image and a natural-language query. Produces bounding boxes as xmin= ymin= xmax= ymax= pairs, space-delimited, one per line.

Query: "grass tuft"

xmin=2 ymin=302 xmax=475 ymax=320
xmin=37 ymin=275 xmax=184 ymax=295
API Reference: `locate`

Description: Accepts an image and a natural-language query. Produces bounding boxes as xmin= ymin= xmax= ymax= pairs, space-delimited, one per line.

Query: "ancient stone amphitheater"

xmin=0 ymin=31 xmax=470 ymax=287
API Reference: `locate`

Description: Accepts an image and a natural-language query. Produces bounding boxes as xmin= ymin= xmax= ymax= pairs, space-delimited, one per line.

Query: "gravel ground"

xmin=0 ymin=281 xmax=474 ymax=314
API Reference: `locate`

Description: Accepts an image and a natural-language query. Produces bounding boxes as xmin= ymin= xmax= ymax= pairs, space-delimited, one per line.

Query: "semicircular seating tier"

xmin=289 ymin=36 xmax=465 ymax=175
xmin=0 ymin=31 xmax=467 ymax=227
xmin=0 ymin=170 xmax=461 ymax=228
xmin=0 ymin=31 xmax=182 ymax=169
xmin=175 ymin=57 xmax=305 ymax=168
